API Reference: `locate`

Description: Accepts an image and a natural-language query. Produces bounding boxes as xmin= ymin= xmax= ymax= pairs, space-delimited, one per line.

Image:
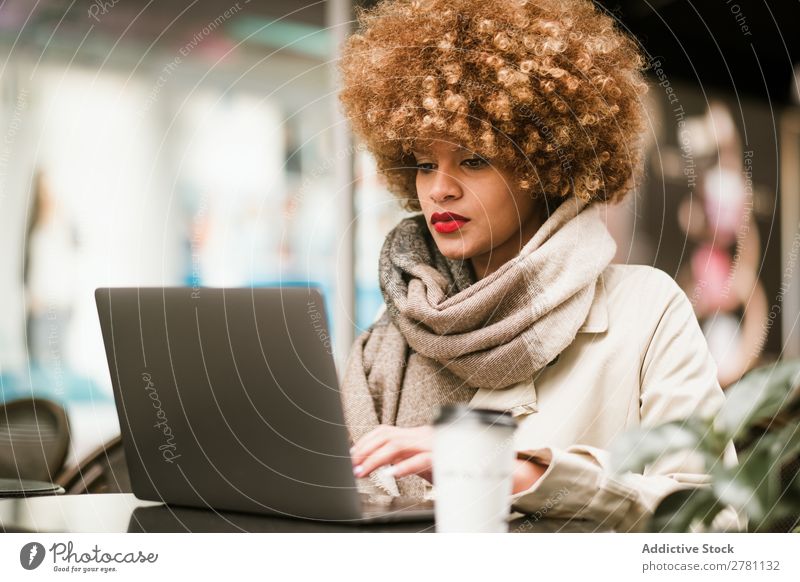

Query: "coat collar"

xmin=576 ymin=273 xmax=609 ymax=334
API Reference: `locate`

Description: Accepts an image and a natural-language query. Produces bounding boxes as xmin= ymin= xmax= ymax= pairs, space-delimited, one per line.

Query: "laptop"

xmin=95 ymin=286 xmax=433 ymax=524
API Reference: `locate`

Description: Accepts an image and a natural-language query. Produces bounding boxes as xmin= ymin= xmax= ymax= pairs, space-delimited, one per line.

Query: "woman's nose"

xmin=427 ymin=170 xmax=462 ymax=204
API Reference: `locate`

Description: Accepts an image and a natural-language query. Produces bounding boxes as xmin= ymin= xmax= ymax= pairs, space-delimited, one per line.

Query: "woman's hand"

xmin=351 ymin=424 xmax=550 ymax=493
xmin=350 ymin=425 xmax=434 ymax=483
xmin=511 ymin=458 xmax=548 ymax=494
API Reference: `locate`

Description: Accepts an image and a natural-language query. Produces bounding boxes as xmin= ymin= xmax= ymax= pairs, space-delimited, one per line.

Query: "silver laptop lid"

xmin=95 ymin=286 xmax=363 ymax=520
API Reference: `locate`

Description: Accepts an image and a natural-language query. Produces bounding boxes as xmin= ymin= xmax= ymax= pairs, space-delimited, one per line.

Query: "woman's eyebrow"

xmin=412 ymin=145 xmax=469 ymax=156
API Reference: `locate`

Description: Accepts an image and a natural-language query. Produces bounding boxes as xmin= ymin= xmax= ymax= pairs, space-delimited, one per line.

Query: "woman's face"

xmin=412 ymin=138 xmax=543 ymax=279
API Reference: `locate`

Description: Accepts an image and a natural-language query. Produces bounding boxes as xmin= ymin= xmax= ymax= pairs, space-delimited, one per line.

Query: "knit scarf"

xmin=340 ymin=196 xmax=616 ymax=497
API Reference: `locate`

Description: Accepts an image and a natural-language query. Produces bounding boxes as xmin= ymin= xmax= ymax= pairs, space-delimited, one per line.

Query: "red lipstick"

xmin=431 ymin=212 xmax=470 ymax=234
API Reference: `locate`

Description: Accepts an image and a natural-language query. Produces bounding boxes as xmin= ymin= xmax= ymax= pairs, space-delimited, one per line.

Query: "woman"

xmin=337 ymin=0 xmax=739 ymax=531
xmin=24 ymin=170 xmax=79 ymax=370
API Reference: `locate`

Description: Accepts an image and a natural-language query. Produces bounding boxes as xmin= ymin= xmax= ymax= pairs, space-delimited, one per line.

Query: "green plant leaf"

xmin=717 ymin=361 xmax=800 ymax=441
xmin=610 ymin=419 xmax=710 ymax=474
xmin=712 ymin=438 xmax=781 ymax=526
xmin=711 ymin=469 xmax=761 ymax=525
xmin=771 ymin=422 xmax=800 ymax=466
xmin=757 ymin=455 xmax=800 ymax=531
xmin=759 ymin=494 xmax=800 ymax=532
xmin=649 ymin=487 xmax=723 ymax=533
xmin=611 ymin=360 xmax=800 ymax=534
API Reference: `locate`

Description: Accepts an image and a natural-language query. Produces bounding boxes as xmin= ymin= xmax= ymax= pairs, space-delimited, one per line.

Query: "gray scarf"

xmin=341 ymin=196 xmax=616 ymax=497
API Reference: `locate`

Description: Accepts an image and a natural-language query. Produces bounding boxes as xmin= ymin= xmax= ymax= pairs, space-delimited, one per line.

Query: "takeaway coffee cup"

xmin=432 ymin=404 xmax=517 ymax=533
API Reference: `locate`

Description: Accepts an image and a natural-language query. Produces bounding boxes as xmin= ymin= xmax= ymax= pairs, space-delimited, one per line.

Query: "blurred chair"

xmin=56 ymin=435 xmax=131 ymax=494
xmin=0 ymin=397 xmax=71 ymax=482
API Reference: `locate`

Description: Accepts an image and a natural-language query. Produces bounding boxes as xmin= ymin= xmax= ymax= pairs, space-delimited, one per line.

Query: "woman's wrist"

xmin=511 ymin=458 xmax=548 ymax=494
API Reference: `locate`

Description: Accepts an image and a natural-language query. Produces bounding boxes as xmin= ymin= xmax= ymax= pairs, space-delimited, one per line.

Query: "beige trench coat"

xmin=376 ymin=264 xmax=743 ymax=531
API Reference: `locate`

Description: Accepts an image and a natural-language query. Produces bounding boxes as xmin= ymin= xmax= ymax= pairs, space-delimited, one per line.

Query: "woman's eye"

xmin=462 ymin=157 xmax=488 ymax=169
xmin=415 ymin=162 xmax=435 ymax=173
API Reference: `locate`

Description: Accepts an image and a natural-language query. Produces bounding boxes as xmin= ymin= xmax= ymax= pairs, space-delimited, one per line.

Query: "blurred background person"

xmin=23 ymin=169 xmax=79 ymax=372
xmin=676 ymin=101 xmax=769 ymax=388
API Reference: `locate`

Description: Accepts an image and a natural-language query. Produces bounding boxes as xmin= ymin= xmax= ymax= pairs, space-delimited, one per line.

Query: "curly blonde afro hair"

xmin=338 ymin=0 xmax=649 ymax=212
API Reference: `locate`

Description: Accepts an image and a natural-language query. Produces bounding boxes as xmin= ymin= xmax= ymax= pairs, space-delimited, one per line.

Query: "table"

xmin=0 ymin=493 xmax=605 ymax=533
